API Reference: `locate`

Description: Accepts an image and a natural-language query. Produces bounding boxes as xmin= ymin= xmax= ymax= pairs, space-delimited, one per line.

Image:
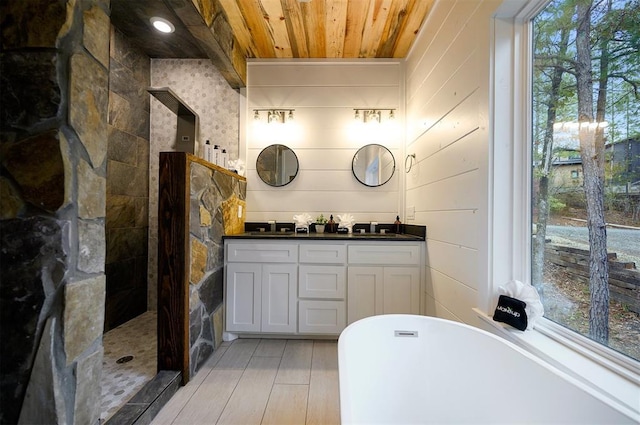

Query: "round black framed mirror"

xmin=352 ymin=144 xmax=395 ymax=187
xmin=256 ymin=144 xmax=299 ymax=187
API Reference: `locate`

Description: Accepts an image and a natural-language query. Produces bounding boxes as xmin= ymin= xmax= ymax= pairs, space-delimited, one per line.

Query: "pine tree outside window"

xmin=531 ymin=0 xmax=640 ymax=362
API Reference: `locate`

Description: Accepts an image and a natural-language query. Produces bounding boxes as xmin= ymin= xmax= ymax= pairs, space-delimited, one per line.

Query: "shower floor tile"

xmin=100 ymin=311 xmax=157 ymax=423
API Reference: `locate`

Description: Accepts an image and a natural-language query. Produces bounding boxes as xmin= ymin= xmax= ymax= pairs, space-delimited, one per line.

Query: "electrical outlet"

xmin=182 ymin=135 xmax=190 ymax=141
xmin=406 ymin=206 xmax=415 ymax=220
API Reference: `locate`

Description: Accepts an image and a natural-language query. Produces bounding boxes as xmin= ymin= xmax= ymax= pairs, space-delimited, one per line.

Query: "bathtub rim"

xmin=338 ymin=314 xmax=639 ymax=423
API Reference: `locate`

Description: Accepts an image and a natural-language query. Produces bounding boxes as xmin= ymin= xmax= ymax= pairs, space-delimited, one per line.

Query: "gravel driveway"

xmin=546 ymin=225 xmax=640 ymax=265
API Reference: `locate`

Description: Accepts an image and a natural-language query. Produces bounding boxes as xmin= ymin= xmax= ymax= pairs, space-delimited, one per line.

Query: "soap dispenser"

xmin=328 ymin=215 xmax=336 ymax=233
xmin=394 ymin=215 xmax=402 ymax=233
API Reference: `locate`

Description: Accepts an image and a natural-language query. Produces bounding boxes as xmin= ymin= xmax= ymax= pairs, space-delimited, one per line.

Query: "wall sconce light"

xmin=353 ymin=108 xmax=396 ymax=123
xmin=253 ymin=109 xmax=295 ymax=123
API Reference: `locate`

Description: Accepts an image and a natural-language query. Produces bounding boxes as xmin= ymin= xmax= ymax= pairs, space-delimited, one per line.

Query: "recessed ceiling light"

xmin=150 ymin=17 xmax=175 ymax=34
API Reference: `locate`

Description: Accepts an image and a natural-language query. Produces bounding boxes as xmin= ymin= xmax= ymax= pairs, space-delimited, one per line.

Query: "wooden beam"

xmin=157 ymin=152 xmax=190 ymax=383
xmin=168 ymin=0 xmax=246 ymax=88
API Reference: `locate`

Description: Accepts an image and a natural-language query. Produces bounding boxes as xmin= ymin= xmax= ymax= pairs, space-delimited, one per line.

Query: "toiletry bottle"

xmin=328 ymin=215 xmax=335 ymax=233
xmin=221 ymin=148 xmax=228 ymax=168
xmin=394 ymin=215 xmax=402 ymax=233
xmin=213 ymin=144 xmax=220 ymax=166
xmin=204 ymin=140 xmax=213 ymax=163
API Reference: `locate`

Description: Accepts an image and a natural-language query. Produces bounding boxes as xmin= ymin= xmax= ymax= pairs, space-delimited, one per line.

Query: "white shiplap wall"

xmin=245 ymin=61 xmax=404 ymax=225
xmin=405 ymin=0 xmax=501 ymax=325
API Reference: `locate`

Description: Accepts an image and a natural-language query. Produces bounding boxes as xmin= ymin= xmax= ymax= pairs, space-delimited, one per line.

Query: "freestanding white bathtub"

xmin=338 ymin=314 xmax=636 ymax=424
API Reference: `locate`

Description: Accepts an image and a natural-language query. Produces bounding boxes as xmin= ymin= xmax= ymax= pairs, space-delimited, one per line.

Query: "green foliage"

xmin=316 ymin=214 xmax=327 ymax=224
xmin=549 ymin=196 xmax=567 ymax=213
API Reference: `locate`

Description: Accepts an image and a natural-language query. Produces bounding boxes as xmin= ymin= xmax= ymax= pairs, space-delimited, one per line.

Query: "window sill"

xmin=474 ymin=308 xmax=640 ymax=420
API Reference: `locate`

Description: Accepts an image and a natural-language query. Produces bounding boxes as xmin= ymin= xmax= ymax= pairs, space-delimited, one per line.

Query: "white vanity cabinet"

xmin=347 ymin=244 xmax=421 ymax=325
xmin=298 ymin=244 xmax=347 ymax=334
xmin=225 ymin=243 xmax=298 ymax=333
xmin=224 ymin=239 xmax=423 ymax=337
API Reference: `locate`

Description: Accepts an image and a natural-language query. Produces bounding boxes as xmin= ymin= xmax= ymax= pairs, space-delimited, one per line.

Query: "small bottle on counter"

xmin=221 ymin=148 xmax=228 ymax=168
xmin=394 ymin=215 xmax=402 ymax=233
xmin=204 ymin=140 xmax=213 ymax=163
xmin=328 ymin=215 xmax=336 ymax=233
xmin=213 ymin=144 xmax=221 ymax=166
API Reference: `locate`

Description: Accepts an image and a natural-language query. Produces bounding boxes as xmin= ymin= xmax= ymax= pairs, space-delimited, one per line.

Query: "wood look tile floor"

xmin=151 ymin=339 xmax=341 ymax=425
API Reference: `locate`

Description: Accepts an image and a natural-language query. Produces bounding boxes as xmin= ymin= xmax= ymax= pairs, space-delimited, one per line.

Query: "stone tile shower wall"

xmin=0 ymin=1 xmax=109 ymax=424
xmin=149 ymin=59 xmax=240 ymax=310
xmin=105 ymin=26 xmax=151 ymax=331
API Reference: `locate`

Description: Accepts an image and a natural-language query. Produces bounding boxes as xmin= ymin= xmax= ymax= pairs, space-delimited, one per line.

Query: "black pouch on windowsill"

xmin=493 ymin=295 xmax=528 ymax=331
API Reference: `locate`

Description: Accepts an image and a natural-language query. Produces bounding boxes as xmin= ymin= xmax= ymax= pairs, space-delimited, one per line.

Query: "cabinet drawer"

xmin=299 ymin=265 xmax=346 ymax=299
xmin=226 ymin=243 xmax=298 ymax=263
xmin=348 ymin=244 xmax=421 ymax=265
xmin=298 ymin=300 xmax=346 ymax=334
xmin=299 ymin=244 xmax=346 ymax=264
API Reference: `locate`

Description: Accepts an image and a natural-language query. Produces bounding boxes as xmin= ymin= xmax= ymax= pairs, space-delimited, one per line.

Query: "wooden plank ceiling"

xmin=110 ymin=0 xmax=435 ymax=89
xmin=214 ymin=0 xmax=434 ymax=60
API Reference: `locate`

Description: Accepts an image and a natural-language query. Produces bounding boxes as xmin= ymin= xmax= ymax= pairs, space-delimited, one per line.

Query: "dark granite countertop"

xmin=223 ymin=224 xmax=426 ymax=241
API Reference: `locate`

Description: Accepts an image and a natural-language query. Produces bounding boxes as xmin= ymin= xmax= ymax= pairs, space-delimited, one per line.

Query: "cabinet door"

xmin=382 ymin=267 xmax=420 ymax=314
xmin=226 ymin=263 xmax=261 ymax=332
xmin=347 ymin=266 xmax=383 ymax=324
xmin=261 ymin=264 xmax=298 ymax=333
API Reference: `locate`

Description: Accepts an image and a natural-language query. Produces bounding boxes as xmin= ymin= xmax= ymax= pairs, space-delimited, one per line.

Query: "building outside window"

xmin=531 ymin=0 xmax=640 ymax=363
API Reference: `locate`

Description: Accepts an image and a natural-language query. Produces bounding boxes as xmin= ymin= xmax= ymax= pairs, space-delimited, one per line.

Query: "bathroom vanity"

xmin=223 ymin=229 xmax=425 ymax=338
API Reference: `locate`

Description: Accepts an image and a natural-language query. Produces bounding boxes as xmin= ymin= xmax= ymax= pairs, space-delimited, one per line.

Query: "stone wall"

xmin=157 ymin=154 xmax=245 ymax=380
xmin=188 ymin=161 xmax=246 ymax=376
xmin=0 ymin=1 xmax=109 ymax=424
xmin=105 ymin=26 xmax=151 ymax=331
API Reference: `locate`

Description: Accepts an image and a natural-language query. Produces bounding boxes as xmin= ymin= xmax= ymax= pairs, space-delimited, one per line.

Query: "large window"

xmin=531 ymin=0 xmax=639 ymax=362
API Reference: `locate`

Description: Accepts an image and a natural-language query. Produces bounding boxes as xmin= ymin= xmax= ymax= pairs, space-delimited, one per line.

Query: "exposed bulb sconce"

xmin=353 ymin=108 xmax=396 ymax=123
xmin=253 ymin=108 xmax=295 ymax=123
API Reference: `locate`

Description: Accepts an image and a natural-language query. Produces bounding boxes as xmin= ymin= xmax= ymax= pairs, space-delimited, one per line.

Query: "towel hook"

xmin=405 ymin=153 xmax=416 ymax=173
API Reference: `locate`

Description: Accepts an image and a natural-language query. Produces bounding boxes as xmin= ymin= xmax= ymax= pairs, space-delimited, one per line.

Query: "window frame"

xmin=486 ymin=0 xmax=640 ymax=416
